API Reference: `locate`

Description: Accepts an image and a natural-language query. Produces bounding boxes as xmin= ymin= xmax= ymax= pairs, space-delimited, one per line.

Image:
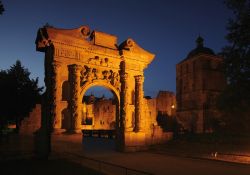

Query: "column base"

xmin=125 ymin=127 xmax=134 ymax=132
xmin=52 ymin=128 xmax=66 ymax=135
xmin=65 ymin=129 xmax=82 ymax=134
xmin=122 ymin=131 xmax=147 ymax=152
xmin=133 ymin=127 xmax=143 ymax=133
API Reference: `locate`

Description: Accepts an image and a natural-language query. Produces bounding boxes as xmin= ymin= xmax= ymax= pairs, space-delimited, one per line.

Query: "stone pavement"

xmin=0 ymin=156 xmax=104 ymax=175
xmin=149 ymin=139 xmax=250 ymax=165
xmin=0 ymin=134 xmax=103 ymax=175
xmin=52 ymin=135 xmax=250 ymax=175
xmin=2 ymin=134 xmax=250 ymax=175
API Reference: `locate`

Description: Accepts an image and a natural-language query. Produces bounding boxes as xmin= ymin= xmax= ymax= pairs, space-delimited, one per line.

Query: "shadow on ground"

xmin=0 ymin=157 xmax=105 ymax=175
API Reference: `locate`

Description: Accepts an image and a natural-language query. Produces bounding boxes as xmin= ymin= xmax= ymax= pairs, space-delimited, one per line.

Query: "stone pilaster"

xmin=134 ymin=75 xmax=144 ymax=132
xmin=68 ymin=64 xmax=82 ymax=134
xmin=51 ymin=61 xmax=63 ymax=133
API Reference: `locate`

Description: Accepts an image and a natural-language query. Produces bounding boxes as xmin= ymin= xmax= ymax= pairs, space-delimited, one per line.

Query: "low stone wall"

xmin=19 ymin=104 xmax=41 ymax=135
xmin=146 ymin=125 xmax=173 ymax=145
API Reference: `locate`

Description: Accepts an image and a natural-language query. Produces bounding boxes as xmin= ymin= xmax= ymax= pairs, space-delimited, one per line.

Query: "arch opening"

xmin=81 ymin=84 xmax=120 ymax=140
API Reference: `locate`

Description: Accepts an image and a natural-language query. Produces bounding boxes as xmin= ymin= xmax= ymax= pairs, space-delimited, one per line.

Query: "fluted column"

xmin=68 ymin=64 xmax=82 ymax=133
xmin=134 ymin=75 xmax=144 ymax=132
xmin=51 ymin=61 xmax=62 ymax=133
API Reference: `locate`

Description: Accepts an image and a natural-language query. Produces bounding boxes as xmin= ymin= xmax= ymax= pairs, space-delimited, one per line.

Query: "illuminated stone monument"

xmin=36 ymin=25 xmax=170 ymax=151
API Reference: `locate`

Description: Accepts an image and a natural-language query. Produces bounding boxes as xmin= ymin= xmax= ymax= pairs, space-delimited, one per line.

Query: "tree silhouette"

xmin=218 ymin=0 xmax=250 ymax=133
xmin=0 ymin=60 xmax=43 ymax=131
xmin=0 ymin=1 xmax=4 ymax=15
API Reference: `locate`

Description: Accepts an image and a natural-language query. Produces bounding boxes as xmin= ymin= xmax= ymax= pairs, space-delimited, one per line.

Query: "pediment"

xmin=35 ymin=26 xmax=92 ymax=51
xmin=35 ymin=25 xmax=155 ymax=67
xmin=119 ymin=38 xmax=155 ymax=65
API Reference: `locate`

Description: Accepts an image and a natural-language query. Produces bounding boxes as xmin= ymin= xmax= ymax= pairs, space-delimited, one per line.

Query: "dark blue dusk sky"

xmin=0 ymin=0 xmax=232 ymax=97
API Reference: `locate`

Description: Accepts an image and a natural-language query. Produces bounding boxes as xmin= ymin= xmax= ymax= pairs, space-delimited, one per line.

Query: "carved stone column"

xmin=68 ymin=64 xmax=82 ymax=134
xmin=120 ymin=73 xmax=128 ymax=131
xmin=51 ymin=61 xmax=63 ymax=133
xmin=134 ymin=75 xmax=144 ymax=132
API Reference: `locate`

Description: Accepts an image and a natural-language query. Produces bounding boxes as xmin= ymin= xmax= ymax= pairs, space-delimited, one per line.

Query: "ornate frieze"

xmin=80 ymin=65 xmax=121 ymax=91
xmin=54 ymin=48 xmax=80 ymax=60
xmin=54 ymin=47 xmax=117 ymax=67
xmin=87 ymin=56 xmax=113 ymax=67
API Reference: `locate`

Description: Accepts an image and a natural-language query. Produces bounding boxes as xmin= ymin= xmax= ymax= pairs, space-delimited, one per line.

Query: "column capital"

xmin=68 ymin=64 xmax=82 ymax=70
xmin=134 ymin=75 xmax=144 ymax=84
xmin=52 ymin=61 xmax=62 ymax=73
xmin=52 ymin=61 xmax=62 ymax=67
xmin=68 ymin=64 xmax=82 ymax=75
xmin=121 ymin=73 xmax=128 ymax=81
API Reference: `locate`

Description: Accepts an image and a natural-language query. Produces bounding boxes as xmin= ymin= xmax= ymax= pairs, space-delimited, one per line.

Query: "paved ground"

xmin=0 ymin=134 xmax=104 ymax=175
xmin=2 ymin=134 xmax=250 ymax=175
xmin=0 ymin=157 xmax=104 ymax=175
xmin=52 ymin=135 xmax=250 ymax=175
xmin=149 ymin=135 xmax=250 ymax=165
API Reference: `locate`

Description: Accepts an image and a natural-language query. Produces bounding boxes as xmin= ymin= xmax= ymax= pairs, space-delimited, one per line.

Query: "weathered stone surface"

xmin=156 ymin=91 xmax=176 ymax=116
xmin=19 ymin=104 xmax=41 ymax=135
xmin=35 ymin=25 xmax=163 ymax=151
xmin=176 ymin=37 xmax=226 ymax=133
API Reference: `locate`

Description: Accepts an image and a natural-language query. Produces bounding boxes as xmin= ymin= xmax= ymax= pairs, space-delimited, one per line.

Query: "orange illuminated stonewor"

xmin=35 ymin=25 xmax=173 ymax=152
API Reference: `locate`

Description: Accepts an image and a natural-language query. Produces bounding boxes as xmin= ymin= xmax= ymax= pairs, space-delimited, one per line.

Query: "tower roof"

xmin=186 ymin=36 xmax=215 ymax=59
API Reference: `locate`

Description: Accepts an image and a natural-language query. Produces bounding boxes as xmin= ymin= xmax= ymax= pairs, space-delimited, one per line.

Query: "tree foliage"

xmin=0 ymin=1 xmax=4 ymax=15
xmin=223 ymin=0 xmax=250 ymax=85
xmin=219 ymin=0 xmax=250 ymax=133
xmin=0 ymin=60 xmax=43 ymax=131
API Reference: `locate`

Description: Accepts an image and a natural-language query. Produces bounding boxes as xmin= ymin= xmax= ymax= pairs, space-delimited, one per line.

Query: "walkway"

xmin=52 ymin=135 xmax=250 ymax=175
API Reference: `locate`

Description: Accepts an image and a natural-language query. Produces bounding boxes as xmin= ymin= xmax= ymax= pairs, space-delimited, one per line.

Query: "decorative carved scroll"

xmin=80 ymin=26 xmax=90 ymax=38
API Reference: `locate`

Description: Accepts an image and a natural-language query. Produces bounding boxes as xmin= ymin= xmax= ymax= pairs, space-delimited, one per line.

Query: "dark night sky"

xmin=0 ymin=0 xmax=232 ymax=97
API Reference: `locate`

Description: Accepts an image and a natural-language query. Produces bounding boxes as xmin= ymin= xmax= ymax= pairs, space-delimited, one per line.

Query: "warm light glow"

xmin=83 ymin=103 xmax=86 ymax=112
xmin=8 ymin=124 xmax=16 ymax=129
xmin=171 ymin=105 xmax=175 ymax=109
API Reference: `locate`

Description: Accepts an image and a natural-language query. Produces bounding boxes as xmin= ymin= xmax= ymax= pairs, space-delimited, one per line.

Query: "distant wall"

xmin=19 ymin=104 xmax=41 ymax=135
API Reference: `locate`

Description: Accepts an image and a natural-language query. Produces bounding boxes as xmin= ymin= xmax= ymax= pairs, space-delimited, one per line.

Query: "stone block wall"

xmin=19 ymin=104 xmax=41 ymax=135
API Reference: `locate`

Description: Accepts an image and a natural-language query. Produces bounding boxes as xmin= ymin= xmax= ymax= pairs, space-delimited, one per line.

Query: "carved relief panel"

xmin=79 ymin=65 xmax=121 ymax=91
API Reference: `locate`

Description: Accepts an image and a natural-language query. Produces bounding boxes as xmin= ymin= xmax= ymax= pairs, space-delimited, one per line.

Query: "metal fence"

xmin=64 ymin=152 xmax=154 ymax=175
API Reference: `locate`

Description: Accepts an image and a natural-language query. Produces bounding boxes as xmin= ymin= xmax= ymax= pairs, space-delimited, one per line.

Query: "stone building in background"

xmin=21 ymin=91 xmax=176 ymax=143
xmin=176 ymin=36 xmax=226 ymax=133
xmin=155 ymin=91 xmax=176 ymax=131
xmin=81 ymin=95 xmax=116 ymax=130
xmin=80 ymin=91 xmax=176 ymax=132
xmin=156 ymin=91 xmax=176 ymax=116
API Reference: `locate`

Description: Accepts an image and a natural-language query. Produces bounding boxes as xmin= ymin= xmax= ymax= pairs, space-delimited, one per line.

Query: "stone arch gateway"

xmin=36 ymin=25 xmax=155 ymax=151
